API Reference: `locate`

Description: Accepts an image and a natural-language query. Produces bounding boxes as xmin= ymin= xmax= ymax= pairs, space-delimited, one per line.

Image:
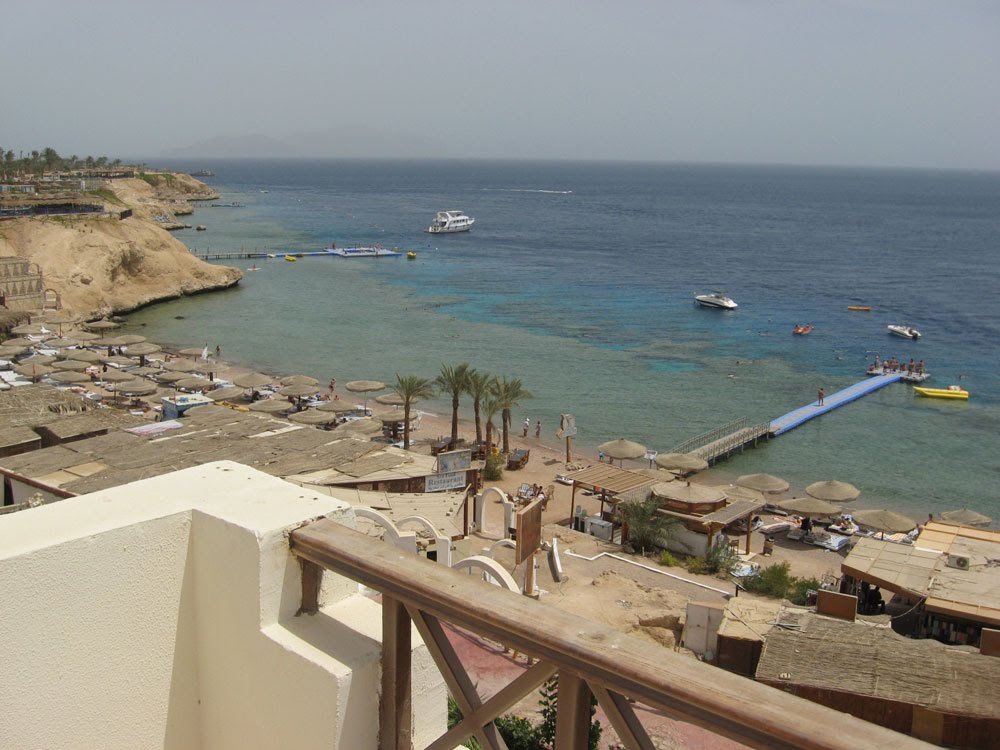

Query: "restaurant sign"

xmin=425 ymin=471 xmax=466 ymax=493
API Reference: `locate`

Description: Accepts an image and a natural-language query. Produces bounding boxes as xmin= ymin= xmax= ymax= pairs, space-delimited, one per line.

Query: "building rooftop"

xmin=842 ymin=522 xmax=1000 ymax=627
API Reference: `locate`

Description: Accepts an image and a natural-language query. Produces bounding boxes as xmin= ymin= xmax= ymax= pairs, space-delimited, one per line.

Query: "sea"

xmin=127 ymin=159 xmax=1000 ymax=523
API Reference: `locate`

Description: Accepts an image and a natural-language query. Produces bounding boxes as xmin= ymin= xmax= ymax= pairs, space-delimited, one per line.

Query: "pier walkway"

xmin=768 ymin=373 xmax=902 ymax=436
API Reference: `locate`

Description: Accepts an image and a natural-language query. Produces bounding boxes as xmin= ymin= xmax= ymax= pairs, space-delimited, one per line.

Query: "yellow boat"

xmin=914 ymin=386 xmax=968 ymax=400
xmin=284 ymin=254 xmax=297 ymax=262
xmin=406 ymin=251 xmax=417 ymax=260
xmin=847 ymin=306 xmax=872 ymax=311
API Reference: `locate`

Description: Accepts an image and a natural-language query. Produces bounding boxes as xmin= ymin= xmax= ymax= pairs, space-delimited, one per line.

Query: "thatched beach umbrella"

xmin=638 ymin=468 xmax=677 ymax=483
xmin=289 ymin=409 xmax=340 ymax=426
xmin=45 ymin=338 xmax=79 ymax=349
xmin=654 ymin=452 xmax=708 ymax=474
xmin=345 ymin=380 xmax=386 ymax=412
xmin=71 ymin=330 xmax=101 ymax=342
xmin=3 ymin=337 xmax=38 ymax=348
xmin=205 ymin=386 xmax=246 ymax=402
xmin=65 ymin=349 xmax=102 ymax=363
xmin=126 ymin=342 xmax=161 ymax=356
xmin=651 ymin=482 xmax=726 ymax=505
xmin=116 ymin=334 xmax=147 ymax=345
xmin=317 ymin=400 xmax=360 ymax=414
xmin=174 ymin=377 xmax=212 ymax=391
xmin=49 ymin=370 xmax=92 ymax=384
xmin=164 ymin=359 xmax=199 ymax=373
xmin=116 ymin=379 xmax=158 ymax=397
xmin=736 ymin=473 xmax=790 ymax=494
xmin=100 ymin=369 xmax=137 ymax=383
xmin=278 ymin=383 xmax=321 ymax=398
xmin=248 ymin=399 xmax=292 ymax=413
xmin=776 ymin=497 xmax=843 ymax=518
xmin=853 ymin=509 xmax=916 ymax=535
xmin=939 ymin=509 xmax=992 ymax=528
xmin=0 ymin=345 xmax=28 ymax=358
xmin=179 ymin=347 xmax=208 ymax=357
xmin=155 ymin=371 xmax=189 ymax=383
xmin=10 ymin=324 xmax=48 ymax=336
xmin=233 ymin=372 xmax=275 ymax=389
xmin=718 ymin=485 xmax=766 ymax=503
xmin=599 ymin=438 xmax=647 ymax=465
xmin=280 ymin=374 xmax=320 ymax=387
xmin=20 ymin=354 xmax=56 ymax=365
xmin=129 ymin=366 xmax=163 ymax=378
xmin=85 ymin=319 xmax=120 ymax=331
xmin=14 ymin=363 xmax=53 ymax=381
xmin=335 ymin=417 xmax=382 ymax=436
xmin=806 ymin=480 xmax=861 ymax=503
xmin=375 ymin=392 xmax=408 ymax=406
xmin=51 ymin=359 xmax=90 ymax=371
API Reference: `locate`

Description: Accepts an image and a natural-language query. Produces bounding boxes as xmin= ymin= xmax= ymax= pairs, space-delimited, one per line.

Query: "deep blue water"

xmin=129 ymin=159 xmax=1000 ymax=521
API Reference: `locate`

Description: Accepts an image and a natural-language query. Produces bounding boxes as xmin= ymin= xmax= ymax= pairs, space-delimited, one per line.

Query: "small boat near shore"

xmin=914 ymin=385 xmax=968 ymax=400
xmin=888 ymin=324 xmax=921 ymax=339
xmin=694 ymin=291 xmax=738 ymax=310
xmin=406 ymin=251 xmax=417 ymax=260
xmin=792 ymin=324 xmax=812 ymax=335
xmin=284 ymin=255 xmax=297 ymax=262
xmin=426 ymin=210 xmax=474 ymax=234
xmin=847 ymin=306 xmax=872 ymax=311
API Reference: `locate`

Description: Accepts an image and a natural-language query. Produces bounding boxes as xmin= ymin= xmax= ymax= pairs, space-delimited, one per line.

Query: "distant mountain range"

xmin=161 ymin=126 xmax=450 ymax=159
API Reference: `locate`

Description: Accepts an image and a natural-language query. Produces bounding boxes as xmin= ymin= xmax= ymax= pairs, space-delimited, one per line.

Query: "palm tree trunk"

xmin=403 ymin=403 xmax=411 ymax=449
xmin=450 ymin=395 xmax=460 ymax=445
xmin=485 ymin=421 xmax=493 ymax=453
xmin=502 ymin=408 xmax=511 ymax=454
xmin=473 ymin=401 xmax=483 ymax=444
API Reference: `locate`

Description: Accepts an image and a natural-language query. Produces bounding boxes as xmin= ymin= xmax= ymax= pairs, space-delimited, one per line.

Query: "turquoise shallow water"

xmin=127 ymin=159 xmax=1000 ymax=522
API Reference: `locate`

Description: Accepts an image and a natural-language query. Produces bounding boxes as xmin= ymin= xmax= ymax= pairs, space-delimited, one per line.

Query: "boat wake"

xmin=481 ymin=188 xmax=573 ymax=194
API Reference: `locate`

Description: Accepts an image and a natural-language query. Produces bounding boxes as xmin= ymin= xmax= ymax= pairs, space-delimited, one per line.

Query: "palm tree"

xmin=490 ymin=377 xmax=533 ymax=454
xmin=464 ymin=369 xmax=495 ymax=445
xmin=435 ymin=363 xmax=470 ymax=447
xmin=393 ymin=374 xmax=436 ymax=450
xmin=482 ymin=392 xmax=503 ymax=454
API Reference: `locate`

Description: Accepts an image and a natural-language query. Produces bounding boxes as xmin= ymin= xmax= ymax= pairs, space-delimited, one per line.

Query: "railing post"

xmin=380 ymin=595 xmax=413 ymax=750
xmin=554 ymin=671 xmax=591 ymax=750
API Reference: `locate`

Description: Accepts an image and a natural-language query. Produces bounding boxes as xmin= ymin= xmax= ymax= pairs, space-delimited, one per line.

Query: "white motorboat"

xmin=426 ymin=210 xmax=475 ymax=234
xmin=694 ymin=291 xmax=738 ymax=310
xmin=888 ymin=324 xmax=921 ymax=339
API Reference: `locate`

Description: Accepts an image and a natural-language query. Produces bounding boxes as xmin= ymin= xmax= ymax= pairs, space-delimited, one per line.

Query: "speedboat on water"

xmin=792 ymin=324 xmax=813 ymax=335
xmin=426 ymin=210 xmax=475 ymax=234
xmin=694 ymin=292 xmax=738 ymax=310
xmin=888 ymin=324 xmax=921 ymax=339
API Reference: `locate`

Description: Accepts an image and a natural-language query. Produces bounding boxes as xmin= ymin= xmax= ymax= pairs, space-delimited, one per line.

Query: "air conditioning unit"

xmin=946 ymin=554 xmax=970 ymax=571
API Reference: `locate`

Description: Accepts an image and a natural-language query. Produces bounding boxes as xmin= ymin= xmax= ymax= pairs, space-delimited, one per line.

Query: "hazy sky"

xmin=3 ymin=1 xmax=998 ymax=169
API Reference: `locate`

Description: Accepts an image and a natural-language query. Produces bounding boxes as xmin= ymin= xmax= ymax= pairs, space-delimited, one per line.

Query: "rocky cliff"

xmin=0 ymin=174 xmax=242 ymax=319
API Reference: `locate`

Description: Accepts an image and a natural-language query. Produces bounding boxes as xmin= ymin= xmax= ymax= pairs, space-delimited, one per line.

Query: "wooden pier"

xmin=669 ymin=416 xmax=772 ymax=465
xmin=670 ymin=373 xmax=904 ymax=466
xmin=189 ymin=250 xmax=269 ymax=260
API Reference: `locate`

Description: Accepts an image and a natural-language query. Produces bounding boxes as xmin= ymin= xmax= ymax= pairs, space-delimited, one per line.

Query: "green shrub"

xmin=788 ymin=577 xmax=822 ymax=605
xmin=618 ymin=497 xmax=678 ymax=556
xmin=685 ymin=556 xmax=708 ymax=575
xmin=494 ymin=715 xmax=541 ymax=750
xmin=658 ymin=550 xmax=682 ymax=567
xmin=743 ymin=561 xmax=793 ymax=598
xmin=484 ymin=452 xmax=504 ymax=481
xmin=704 ymin=538 xmax=739 ymax=576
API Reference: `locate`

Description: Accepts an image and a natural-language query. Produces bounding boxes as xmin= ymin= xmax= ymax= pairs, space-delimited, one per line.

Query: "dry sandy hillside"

xmin=0 ymin=174 xmax=241 ymax=319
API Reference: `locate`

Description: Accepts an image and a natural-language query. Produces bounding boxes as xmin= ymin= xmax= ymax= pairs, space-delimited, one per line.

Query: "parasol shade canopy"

xmin=736 ymin=473 xmax=790 ymax=493
xmin=806 ymin=480 xmax=861 ymax=503
xmin=853 ymin=509 xmax=917 ymax=534
xmin=776 ymin=497 xmax=843 ymax=518
xmin=655 ymin=452 xmax=708 ymax=473
xmin=938 ymin=509 xmax=992 ymax=528
xmin=598 ymin=438 xmax=647 ymax=461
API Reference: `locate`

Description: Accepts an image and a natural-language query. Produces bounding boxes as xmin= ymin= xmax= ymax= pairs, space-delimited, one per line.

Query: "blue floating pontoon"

xmin=769 ymin=373 xmax=902 ymax=436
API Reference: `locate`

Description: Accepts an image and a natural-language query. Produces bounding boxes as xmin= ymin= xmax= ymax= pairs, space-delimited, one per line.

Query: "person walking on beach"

xmin=535 ymin=420 xmax=541 ymax=438
xmin=817 ymin=387 xmax=825 ymax=406
xmin=329 ymin=378 xmax=336 ymax=395
xmin=523 ymin=417 xmax=530 ymax=437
